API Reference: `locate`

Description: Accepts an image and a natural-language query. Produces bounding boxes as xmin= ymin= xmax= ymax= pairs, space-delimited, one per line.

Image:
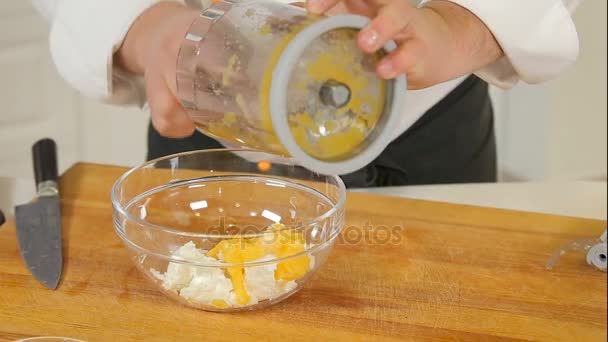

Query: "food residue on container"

xmin=151 ymin=223 xmax=314 ymax=309
xmin=286 ymin=29 xmax=386 ymax=160
xmin=222 ymin=54 xmax=240 ymax=87
xmin=258 ymin=26 xmax=386 ymax=160
xmin=200 ymin=17 xmax=386 ymax=162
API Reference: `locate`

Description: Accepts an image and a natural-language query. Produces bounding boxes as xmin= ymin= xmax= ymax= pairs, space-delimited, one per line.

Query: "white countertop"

xmin=350 ymin=181 xmax=607 ymax=220
xmin=1 ymin=177 xmax=606 ymax=220
xmin=1 ymin=177 xmax=36 ymax=219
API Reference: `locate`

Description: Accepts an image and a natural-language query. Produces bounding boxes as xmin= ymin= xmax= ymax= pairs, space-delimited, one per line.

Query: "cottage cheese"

xmin=151 ymin=224 xmax=313 ymax=308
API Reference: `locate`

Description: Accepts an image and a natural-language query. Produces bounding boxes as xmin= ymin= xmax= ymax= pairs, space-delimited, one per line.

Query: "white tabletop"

xmin=350 ymin=181 xmax=607 ymax=220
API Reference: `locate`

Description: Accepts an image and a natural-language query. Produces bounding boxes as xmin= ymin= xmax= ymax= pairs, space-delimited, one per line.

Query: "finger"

xmin=146 ymin=72 xmax=196 ymax=138
xmin=339 ymin=0 xmax=377 ymax=17
xmin=376 ymin=40 xmax=423 ymax=81
xmin=151 ymin=101 xmax=196 ymax=138
xmin=307 ymin=0 xmax=341 ymax=14
xmin=290 ymin=2 xmax=306 ymax=8
xmin=151 ymin=106 xmax=196 ymax=138
xmin=357 ymin=1 xmax=414 ymax=53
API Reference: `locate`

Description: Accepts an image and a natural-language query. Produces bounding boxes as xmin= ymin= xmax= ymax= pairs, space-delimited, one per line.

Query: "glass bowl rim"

xmin=110 ymin=148 xmax=347 ymax=240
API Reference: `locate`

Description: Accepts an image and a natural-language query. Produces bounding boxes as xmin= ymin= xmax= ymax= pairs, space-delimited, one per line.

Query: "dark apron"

xmin=147 ymin=74 xmax=496 ymax=187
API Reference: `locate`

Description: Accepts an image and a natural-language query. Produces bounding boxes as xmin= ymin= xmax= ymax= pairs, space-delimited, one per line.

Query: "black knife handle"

xmin=33 ymin=138 xmax=58 ymax=186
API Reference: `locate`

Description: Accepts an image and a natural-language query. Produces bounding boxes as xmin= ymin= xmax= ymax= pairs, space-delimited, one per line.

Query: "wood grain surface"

xmin=0 ymin=163 xmax=606 ymax=341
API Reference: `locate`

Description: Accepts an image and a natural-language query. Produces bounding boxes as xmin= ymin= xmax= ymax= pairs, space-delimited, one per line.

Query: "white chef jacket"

xmin=30 ymin=0 xmax=582 ymax=143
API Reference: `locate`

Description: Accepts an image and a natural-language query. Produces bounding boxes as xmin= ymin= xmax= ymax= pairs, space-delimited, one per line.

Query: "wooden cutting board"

xmin=0 ymin=163 xmax=606 ymax=341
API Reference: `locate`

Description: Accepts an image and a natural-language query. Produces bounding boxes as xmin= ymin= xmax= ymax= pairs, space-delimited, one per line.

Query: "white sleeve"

xmin=30 ymin=0 xmax=183 ymax=106
xmin=420 ymin=0 xmax=583 ymax=89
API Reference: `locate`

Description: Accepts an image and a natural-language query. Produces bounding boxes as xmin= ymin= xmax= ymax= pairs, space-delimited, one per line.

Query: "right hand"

xmin=305 ymin=0 xmax=503 ymax=88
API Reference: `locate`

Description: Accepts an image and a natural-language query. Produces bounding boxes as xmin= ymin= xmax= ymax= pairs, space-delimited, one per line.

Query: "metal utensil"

xmin=546 ymin=229 xmax=607 ymax=272
xmin=14 ymin=138 xmax=63 ymax=289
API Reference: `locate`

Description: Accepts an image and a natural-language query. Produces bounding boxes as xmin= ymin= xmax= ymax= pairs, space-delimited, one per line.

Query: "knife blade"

xmin=14 ymin=138 xmax=63 ymax=289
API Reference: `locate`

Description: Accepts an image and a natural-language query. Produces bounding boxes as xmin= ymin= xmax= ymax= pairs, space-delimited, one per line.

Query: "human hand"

xmin=116 ymin=3 xmax=198 ymax=138
xmin=116 ymin=2 xmax=263 ymax=138
xmin=306 ymin=0 xmax=503 ymax=89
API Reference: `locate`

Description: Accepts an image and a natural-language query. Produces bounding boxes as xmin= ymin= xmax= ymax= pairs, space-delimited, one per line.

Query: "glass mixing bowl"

xmin=111 ymin=149 xmax=346 ymax=312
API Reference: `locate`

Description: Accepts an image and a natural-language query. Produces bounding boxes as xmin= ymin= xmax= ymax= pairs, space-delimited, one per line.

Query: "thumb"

xmin=146 ymin=68 xmax=195 ymax=138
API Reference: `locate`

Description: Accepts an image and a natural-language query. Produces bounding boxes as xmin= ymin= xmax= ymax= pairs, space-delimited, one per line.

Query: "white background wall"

xmin=0 ymin=0 xmax=606 ymax=182
xmin=493 ymin=0 xmax=607 ymax=181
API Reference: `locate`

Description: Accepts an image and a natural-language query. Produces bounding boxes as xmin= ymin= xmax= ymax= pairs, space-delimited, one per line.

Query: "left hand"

xmin=306 ymin=0 xmax=503 ymax=89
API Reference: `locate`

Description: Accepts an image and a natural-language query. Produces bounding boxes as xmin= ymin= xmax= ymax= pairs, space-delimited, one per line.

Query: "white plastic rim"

xmin=269 ymin=14 xmax=407 ymax=175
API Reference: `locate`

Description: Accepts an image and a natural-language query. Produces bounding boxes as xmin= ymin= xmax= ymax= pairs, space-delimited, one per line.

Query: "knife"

xmin=14 ymin=138 xmax=63 ymax=289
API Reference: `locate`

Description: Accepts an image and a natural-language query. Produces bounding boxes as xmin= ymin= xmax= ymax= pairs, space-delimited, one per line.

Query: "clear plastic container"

xmin=111 ymin=149 xmax=346 ymax=311
xmin=177 ymin=0 xmax=406 ymax=175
